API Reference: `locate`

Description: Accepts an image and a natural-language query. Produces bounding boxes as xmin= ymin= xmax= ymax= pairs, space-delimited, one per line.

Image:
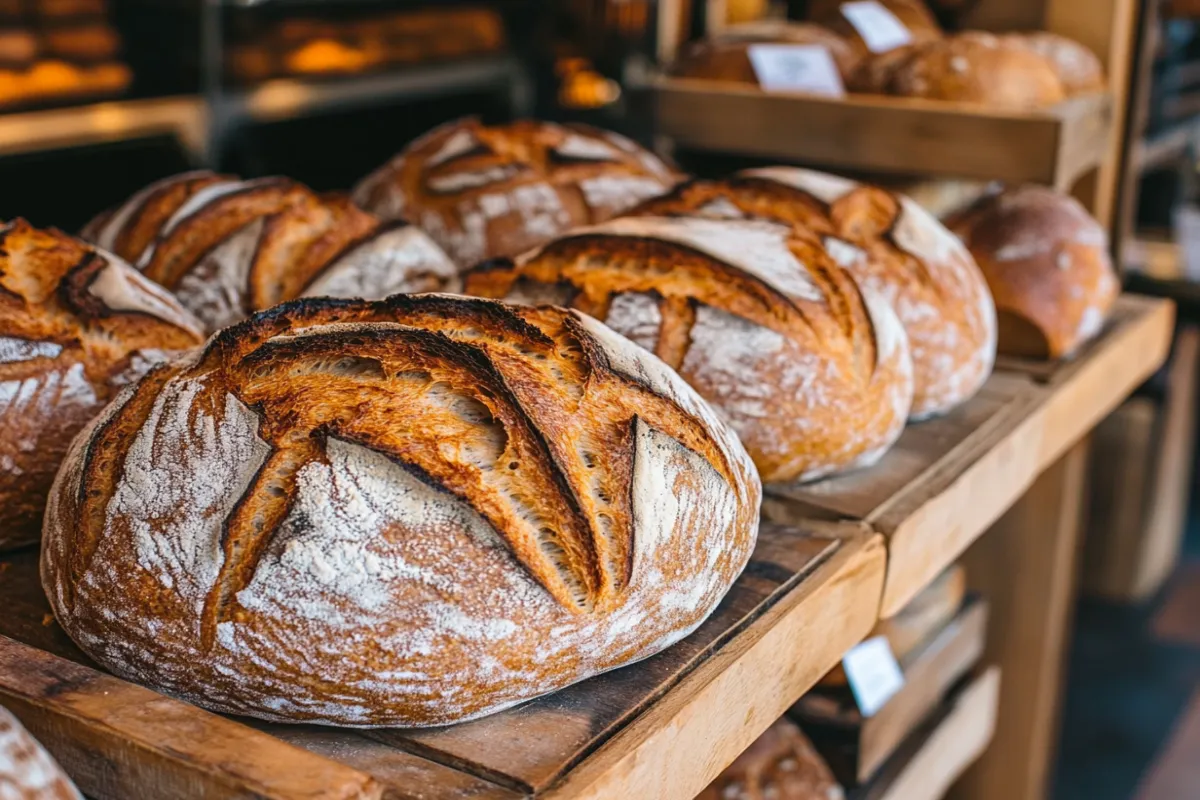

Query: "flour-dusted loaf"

xmin=352 ymin=118 xmax=680 ymax=267
xmin=809 ymin=0 xmax=942 ymax=54
xmin=1003 ymin=31 xmax=1104 ymax=96
xmin=463 ymin=217 xmax=913 ymax=482
xmin=81 ymin=171 xmax=457 ymax=332
xmin=42 ymin=293 xmax=761 ymax=727
xmin=0 ymin=705 xmax=82 ymax=799
xmin=697 ymin=718 xmax=844 ymax=800
xmin=0 ymin=220 xmax=203 ymax=552
xmin=948 ymin=186 xmax=1118 ymax=359
xmin=672 ymin=21 xmax=863 ymax=87
xmin=632 ymin=168 xmax=996 ymax=419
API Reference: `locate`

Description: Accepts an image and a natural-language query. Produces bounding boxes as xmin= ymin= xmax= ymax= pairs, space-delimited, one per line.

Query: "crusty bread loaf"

xmin=0 ymin=704 xmax=81 ymax=799
xmin=631 ymin=168 xmax=996 ymax=420
xmin=672 ymin=21 xmax=862 ymax=87
xmin=82 ymin=171 xmax=457 ymax=333
xmin=42 ymin=293 xmax=761 ymax=727
xmin=1003 ymin=31 xmax=1104 ymax=96
xmin=889 ymin=32 xmax=1065 ymax=108
xmin=697 ymin=718 xmax=844 ymax=800
xmin=948 ymin=186 xmax=1118 ymax=359
xmin=352 ymin=118 xmax=679 ymax=267
xmin=463 ymin=216 xmax=913 ymax=482
xmin=0 ymin=220 xmax=202 ymax=552
xmin=810 ymin=0 xmax=942 ymax=54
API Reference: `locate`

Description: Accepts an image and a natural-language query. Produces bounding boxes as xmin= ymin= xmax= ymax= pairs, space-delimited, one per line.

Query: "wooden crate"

xmin=0 ymin=522 xmax=885 ymax=800
xmin=654 ymin=78 xmax=1112 ymax=190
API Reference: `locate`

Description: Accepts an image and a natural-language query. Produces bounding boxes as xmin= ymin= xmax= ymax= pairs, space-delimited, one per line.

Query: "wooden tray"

xmin=654 ymin=77 xmax=1112 ymax=190
xmin=849 ymin=667 xmax=1000 ymax=800
xmin=0 ymin=522 xmax=885 ymax=800
xmin=793 ymin=597 xmax=989 ymax=786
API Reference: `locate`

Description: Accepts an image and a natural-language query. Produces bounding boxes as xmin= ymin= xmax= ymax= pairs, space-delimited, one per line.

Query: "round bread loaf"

xmin=463 ymin=216 xmax=914 ymax=482
xmin=672 ymin=22 xmax=862 ymax=87
xmin=0 ymin=219 xmax=203 ymax=552
xmin=697 ymin=718 xmax=844 ymax=800
xmin=890 ymin=32 xmax=1065 ymax=108
xmin=81 ymin=171 xmax=457 ymax=333
xmin=948 ymin=186 xmax=1118 ymax=359
xmin=810 ymin=0 xmax=942 ymax=54
xmin=42 ymin=293 xmax=761 ymax=727
xmin=1003 ymin=31 xmax=1104 ymax=95
xmin=0 ymin=705 xmax=81 ymax=799
xmin=631 ymin=168 xmax=996 ymax=419
xmin=849 ymin=42 xmax=925 ymax=93
xmin=352 ymin=118 xmax=679 ymax=267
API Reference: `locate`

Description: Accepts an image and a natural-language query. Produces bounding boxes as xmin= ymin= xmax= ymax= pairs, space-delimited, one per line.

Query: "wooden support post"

xmin=950 ymin=442 xmax=1090 ymax=800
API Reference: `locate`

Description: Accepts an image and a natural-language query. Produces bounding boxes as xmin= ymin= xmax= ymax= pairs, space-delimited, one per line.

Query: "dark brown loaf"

xmin=463 ymin=216 xmax=913 ymax=483
xmin=0 ymin=704 xmax=82 ymax=799
xmin=631 ymin=168 xmax=996 ymax=420
xmin=672 ymin=22 xmax=862 ymax=87
xmin=696 ymin=718 xmax=844 ymax=800
xmin=352 ymin=118 xmax=679 ymax=267
xmin=810 ymin=0 xmax=942 ymax=54
xmin=41 ymin=293 xmax=761 ymax=727
xmin=0 ymin=219 xmax=203 ymax=551
xmin=82 ymin=171 xmax=457 ymax=333
xmin=948 ymin=186 xmax=1118 ymax=359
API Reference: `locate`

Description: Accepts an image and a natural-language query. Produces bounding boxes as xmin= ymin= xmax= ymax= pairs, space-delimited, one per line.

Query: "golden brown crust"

xmin=1003 ymin=31 xmax=1104 ymax=96
xmin=697 ymin=718 xmax=844 ymax=800
xmin=672 ymin=22 xmax=863 ymax=86
xmin=948 ymin=185 xmax=1118 ymax=359
xmin=0 ymin=219 xmax=203 ymax=551
xmin=42 ymin=293 xmax=760 ymax=727
xmin=0 ymin=704 xmax=81 ymax=799
xmin=810 ymin=0 xmax=942 ymax=55
xmin=352 ymin=118 xmax=679 ymax=266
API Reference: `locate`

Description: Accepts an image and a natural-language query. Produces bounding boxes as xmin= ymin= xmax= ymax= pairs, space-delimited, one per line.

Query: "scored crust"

xmin=630 ymin=168 xmax=996 ymax=420
xmin=82 ymin=171 xmax=458 ymax=333
xmin=463 ymin=216 xmax=914 ymax=483
xmin=0 ymin=219 xmax=203 ymax=551
xmin=0 ymin=705 xmax=82 ymax=799
xmin=41 ymin=293 xmax=760 ymax=727
xmin=352 ymin=117 xmax=680 ymax=267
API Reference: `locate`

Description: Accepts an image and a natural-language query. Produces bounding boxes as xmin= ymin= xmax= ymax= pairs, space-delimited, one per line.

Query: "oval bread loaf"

xmin=0 ymin=704 xmax=82 ymax=799
xmin=352 ymin=118 xmax=679 ymax=267
xmin=632 ymin=168 xmax=996 ymax=419
xmin=697 ymin=718 xmax=844 ymax=800
xmin=672 ymin=22 xmax=862 ymax=87
xmin=1003 ymin=31 xmax=1104 ymax=96
xmin=463 ymin=216 xmax=914 ymax=483
xmin=82 ymin=171 xmax=457 ymax=333
xmin=42 ymin=293 xmax=761 ymax=727
xmin=0 ymin=219 xmax=203 ymax=551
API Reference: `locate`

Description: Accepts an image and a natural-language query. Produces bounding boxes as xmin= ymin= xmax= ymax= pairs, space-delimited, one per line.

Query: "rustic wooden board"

xmin=793 ymin=598 xmax=989 ymax=786
xmin=0 ymin=521 xmax=886 ymax=800
xmin=654 ymin=78 xmax=1112 ymax=189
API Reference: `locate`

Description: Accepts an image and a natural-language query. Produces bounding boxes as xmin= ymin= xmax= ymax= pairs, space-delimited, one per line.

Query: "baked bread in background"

xmin=353 ymin=118 xmax=679 ymax=267
xmin=948 ymin=185 xmax=1118 ymax=359
xmin=1003 ymin=31 xmax=1105 ymax=95
xmin=0 ymin=704 xmax=81 ymax=799
xmin=42 ymin=293 xmax=761 ymax=727
xmin=463 ymin=216 xmax=914 ymax=482
xmin=82 ymin=171 xmax=457 ymax=332
xmin=632 ymin=168 xmax=996 ymax=420
xmin=0 ymin=219 xmax=203 ymax=551
xmin=697 ymin=718 xmax=845 ymax=800
xmin=41 ymin=23 xmax=121 ymax=62
xmin=809 ymin=0 xmax=942 ymax=54
xmin=671 ymin=21 xmax=862 ymax=87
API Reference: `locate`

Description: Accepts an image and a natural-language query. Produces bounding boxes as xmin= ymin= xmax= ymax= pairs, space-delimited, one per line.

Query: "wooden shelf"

xmin=0 ymin=96 xmax=207 ymax=159
xmin=654 ymin=78 xmax=1112 ymax=190
xmin=766 ymin=294 xmax=1175 ymax=617
xmin=0 ymin=522 xmax=884 ymax=800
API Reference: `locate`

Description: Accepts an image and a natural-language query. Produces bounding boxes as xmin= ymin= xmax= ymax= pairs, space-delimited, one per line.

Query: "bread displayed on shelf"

xmin=353 ymin=118 xmax=679 ymax=267
xmin=0 ymin=27 xmax=36 ymax=66
xmin=0 ymin=58 xmax=130 ymax=108
xmin=0 ymin=704 xmax=82 ymax=799
xmin=1003 ymin=31 xmax=1105 ymax=96
xmin=462 ymin=216 xmax=913 ymax=482
xmin=671 ymin=21 xmax=863 ymax=87
xmin=81 ymin=171 xmax=457 ymax=333
xmin=697 ymin=718 xmax=845 ymax=800
xmin=41 ymin=293 xmax=762 ymax=727
xmin=809 ymin=0 xmax=942 ymax=54
xmin=0 ymin=219 xmax=203 ymax=551
xmin=631 ymin=168 xmax=996 ymax=420
xmin=41 ymin=22 xmax=121 ymax=62
xmin=948 ymin=185 xmax=1119 ymax=360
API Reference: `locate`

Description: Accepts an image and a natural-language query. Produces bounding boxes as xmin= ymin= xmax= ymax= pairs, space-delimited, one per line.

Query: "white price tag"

xmin=840 ymin=1 xmax=914 ymax=53
xmin=1177 ymin=206 xmax=1200 ymax=282
xmin=842 ymin=636 xmax=905 ymax=717
xmin=747 ymin=44 xmax=846 ymax=97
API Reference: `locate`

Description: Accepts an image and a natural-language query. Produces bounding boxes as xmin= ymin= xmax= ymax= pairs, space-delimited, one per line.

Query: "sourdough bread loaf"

xmin=463 ymin=216 xmax=914 ymax=482
xmin=0 ymin=220 xmax=203 ymax=551
xmin=0 ymin=705 xmax=81 ymax=799
xmin=352 ymin=118 xmax=679 ymax=267
xmin=672 ymin=21 xmax=862 ymax=87
xmin=82 ymin=171 xmax=457 ymax=333
xmin=631 ymin=168 xmax=996 ymax=419
xmin=697 ymin=718 xmax=844 ymax=800
xmin=1003 ymin=31 xmax=1104 ymax=96
xmin=809 ymin=0 xmax=942 ymax=54
xmin=948 ymin=186 xmax=1118 ymax=359
xmin=41 ymin=293 xmax=761 ymax=727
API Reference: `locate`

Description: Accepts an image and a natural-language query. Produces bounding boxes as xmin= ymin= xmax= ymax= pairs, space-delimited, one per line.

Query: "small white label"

xmin=840 ymin=1 xmax=914 ymax=53
xmin=747 ymin=44 xmax=846 ymax=97
xmin=842 ymin=636 xmax=905 ymax=717
xmin=1177 ymin=206 xmax=1200 ymax=282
